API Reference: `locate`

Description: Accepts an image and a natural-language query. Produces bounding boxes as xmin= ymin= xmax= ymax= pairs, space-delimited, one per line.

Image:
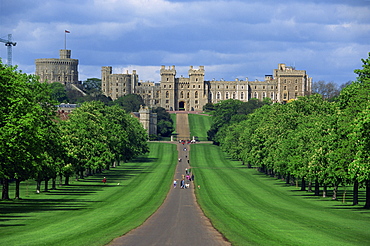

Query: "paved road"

xmin=108 ymin=113 xmax=230 ymax=246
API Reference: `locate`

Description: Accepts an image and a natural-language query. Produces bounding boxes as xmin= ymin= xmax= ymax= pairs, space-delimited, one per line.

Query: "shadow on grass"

xmin=0 ymin=156 xmax=157 ymax=227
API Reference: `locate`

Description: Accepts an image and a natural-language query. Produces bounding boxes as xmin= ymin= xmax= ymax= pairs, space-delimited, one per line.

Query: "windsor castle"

xmin=36 ymin=49 xmax=312 ymax=112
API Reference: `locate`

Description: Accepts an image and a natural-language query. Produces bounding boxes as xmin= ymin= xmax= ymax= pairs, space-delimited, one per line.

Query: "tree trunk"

xmin=15 ymin=179 xmax=21 ymax=199
xmin=323 ymin=185 xmax=327 ymax=197
xmin=44 ymin=179 xmax=49 ymax=192
xmin=36 ymin=180 xmax=41 ymax=194
xmin=353 ymin=180 xmax=359 ymax=206
xmin=59 ymin=174 xmax=63 ymax=187
xmin=332 ymin=185 xmax=338 ymax=200
xmin=314 ymin=180 xmax=320 ymax=196
xmin=285 ymin=174 xmax=290 ymax=185
xmin=65 ymin=176 xmax=70 ymax=186
xmin=364 ymin=180 xmax=370 ymax=209
xmin=51 ymin=178 xmax=57 ymax=190
xmin=2 ymin=178 xmax=10 ymax=200
xmin=300 ymin=177 xmax=306 ymax=191
xmin=308 ymin=181 xmax=312 ymax=192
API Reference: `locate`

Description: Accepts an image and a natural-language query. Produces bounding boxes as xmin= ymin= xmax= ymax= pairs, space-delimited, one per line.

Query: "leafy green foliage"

xmin=112 ymin=94 xmax=145 ymax=113
xmin=216 ymin=52 xmax=370 ymax=208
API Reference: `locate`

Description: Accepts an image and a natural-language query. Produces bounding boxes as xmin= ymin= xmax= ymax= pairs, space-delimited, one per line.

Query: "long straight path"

xmin=108 ymin=113 xmax=230 ymax=246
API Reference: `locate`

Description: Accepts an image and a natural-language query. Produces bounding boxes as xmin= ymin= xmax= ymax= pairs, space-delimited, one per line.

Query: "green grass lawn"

xmin=0 ymin=142 xmax=177 ymax=246
xmin=188 ymin=114 xmax=212 ymax=141
xmin=192 ymin=143 xmax=370 ymax=246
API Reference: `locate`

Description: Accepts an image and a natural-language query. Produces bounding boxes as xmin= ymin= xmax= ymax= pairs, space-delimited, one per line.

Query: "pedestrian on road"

xmin=102 ymin=177 xmax=107 ymax=185
xmin=181 ymin=179 xmax=185 ymax=189
xmin=191 ymin=174 xmax=194 ymax=181
xmin=185 ymin=168 xmax=188 ymax=174
xmin=173 ymin=180 xmax=177 ymax=188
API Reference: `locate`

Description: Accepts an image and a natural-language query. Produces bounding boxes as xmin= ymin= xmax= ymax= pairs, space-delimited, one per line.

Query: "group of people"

xmin=173 ymin=169 xmax=194 ymax=189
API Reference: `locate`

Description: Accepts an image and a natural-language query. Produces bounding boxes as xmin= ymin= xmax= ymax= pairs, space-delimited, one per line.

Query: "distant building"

xmin=102 ymin=64 xmax=312 ymax=111
xmin=35 ymin=49 xmax=78 ymax=86
xmin=131 ymin=106 xmax=157 ymax=136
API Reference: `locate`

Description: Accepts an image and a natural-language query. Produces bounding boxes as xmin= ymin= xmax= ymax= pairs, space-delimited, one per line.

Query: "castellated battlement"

xmin=35 ymin=49 xmax=78 ymax=85
xmin=160 ymin=65 xmax=176 ymax=76
xmin=188 ymin=65 xmax=205 ymax=77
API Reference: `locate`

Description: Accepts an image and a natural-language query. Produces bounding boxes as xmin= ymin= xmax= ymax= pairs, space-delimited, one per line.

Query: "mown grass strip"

xmin=188 ymin=114 xmax=212 ymax=141
xmin=0 ymin=142 xmax=177 ymax=246
xmin=192 ymin=143 xmax=370 ymax=246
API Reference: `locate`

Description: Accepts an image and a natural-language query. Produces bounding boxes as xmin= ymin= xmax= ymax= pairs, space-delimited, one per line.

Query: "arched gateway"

xmin=179 ymin=101 xmax=185 ymax=111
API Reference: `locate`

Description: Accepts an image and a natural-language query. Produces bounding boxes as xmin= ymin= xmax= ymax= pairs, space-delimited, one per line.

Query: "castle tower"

xmin=138 ymin=105 xmax=157 ymax=136
xmin=160 ymin=65 xmax=176 ymax=111
xmin=188 ymin=66 xmax=207 ymax=111
xmin=101 ymin=67 xmax=139 ymax=100
xmin=35 ymin=49 xmax=79 ymax=86
xmin=274 ymin=63 xmax=312 ymax=103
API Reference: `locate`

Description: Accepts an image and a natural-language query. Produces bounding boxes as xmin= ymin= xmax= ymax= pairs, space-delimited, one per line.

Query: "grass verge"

xmin=192 ymin=143 xmax=370 ymax=246
xmin=0 ymin=142 xmax=177 ymax=246
xmin=188 ymin=114 xmax=212 ymax=141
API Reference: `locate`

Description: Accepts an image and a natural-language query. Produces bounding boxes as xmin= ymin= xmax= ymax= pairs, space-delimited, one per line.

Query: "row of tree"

xmin=0 ymin=62 xmax=149 ymax=200
xmin=215 ymin=53 xmax=370 ymax=208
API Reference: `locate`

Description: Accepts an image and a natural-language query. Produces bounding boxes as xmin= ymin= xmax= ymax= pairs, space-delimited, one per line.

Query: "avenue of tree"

xmin=0 ymin=62 xmax=149 ymax=200
xmin=213 ymin=53 xmax=370 ymax=208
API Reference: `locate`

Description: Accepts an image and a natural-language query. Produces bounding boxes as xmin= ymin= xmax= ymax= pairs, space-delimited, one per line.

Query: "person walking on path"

xmin=102 ymin=177 xmax=107 ymax=185
xmin=173 ymin=180 xmax=177 ymax=188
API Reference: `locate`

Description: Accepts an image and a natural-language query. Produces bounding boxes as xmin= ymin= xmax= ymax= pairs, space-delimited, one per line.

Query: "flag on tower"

xmin=65 ymin=30 xmax=70 ymax=33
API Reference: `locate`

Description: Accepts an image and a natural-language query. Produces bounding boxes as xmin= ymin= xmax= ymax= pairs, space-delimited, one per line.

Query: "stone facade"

xmin=35 ymin=49 xmax=79 ymax=85
xmin=102 ymin=63 xmax=312 ymax=111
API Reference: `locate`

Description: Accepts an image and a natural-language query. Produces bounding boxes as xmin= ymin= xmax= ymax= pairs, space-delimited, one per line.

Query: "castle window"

xmin=195 ymin=91 xmax=198 ymax=98
xmin=225 ymin=92 xmax=229 ymax=99
xmin=284 ymin=86 xmax=287 ymax=90
xmin=284 ymin=79 xmax=286 ymax=83
xmin=166 ymin=91 xmax=169 ymax=98
xmin=193 ymin=85 xmax=195 ymax=88
xmin=271 ymin=86 xmax=273 ymax=90
xmin=116 ymin=88 xmax=118 ymax=92
xmin=164 ymin=85 xmax=166 ymax=88
xmin=254 ymin=86 xmax=257 ymax=89
xmin=263 ymin=86 xmax=265 ymax=89
xmin=195 ymin=100 xmax=198 ymax=104
xmin=283 ymin=93 xmax=287 ymax=100
xmin=232 ymin=92 xmax=236 ymax=99
xmin=226 ymin=86 xmax=228 ymax=89
xmin=241 ymin=86 xmax=244 ymax=89
xmin=198 ymin=85 xmax=201 ymax=88
xmin=166 ymin=100 xmax=169 ymax=103
xmin=254 ymin=92 xmax=258 ymax=99
xmin=241 ymin=92 xmax=244 ymax=100
xmin=180 ymin=91 xmax=184 ymax=98
xmin=295 ymin=79 xmax=298 ymax=83
xmin=196 ymin=78 xmax=198 ymax=82
xmin=295 ymin=86 xmax=298 ymax=90
xmin=288 ymin=80 xmax=291 ymax=84
xmin=169 ymin=85 xmax=172 ymax=88
xmin=167 ymin=78 xmax=169 ymax=81
xmin=263 ymin=92 xmax=266 ymax=98
xmin=187 ymin=92 xmax=190 ymax=98
xmin=181 ymin=85 xmax=184 ymax=89
xmin=270 ymin=92 xmax=274 ymax=100
xmin=116 ymin=83 xmax=118 ymax=86
xmin=295 ymin=92 xmax=298 ymax=98
xmin=217 ymin=92 xmax=221 ymax=100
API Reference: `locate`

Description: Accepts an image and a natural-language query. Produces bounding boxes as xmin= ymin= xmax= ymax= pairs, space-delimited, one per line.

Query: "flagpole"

xmin=64 ymin=31 xmax=66 ymax=50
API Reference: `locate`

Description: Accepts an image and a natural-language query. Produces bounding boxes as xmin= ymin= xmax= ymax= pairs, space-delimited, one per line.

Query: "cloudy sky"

xmin=1 ymin=0 xmax=370 ymax=85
